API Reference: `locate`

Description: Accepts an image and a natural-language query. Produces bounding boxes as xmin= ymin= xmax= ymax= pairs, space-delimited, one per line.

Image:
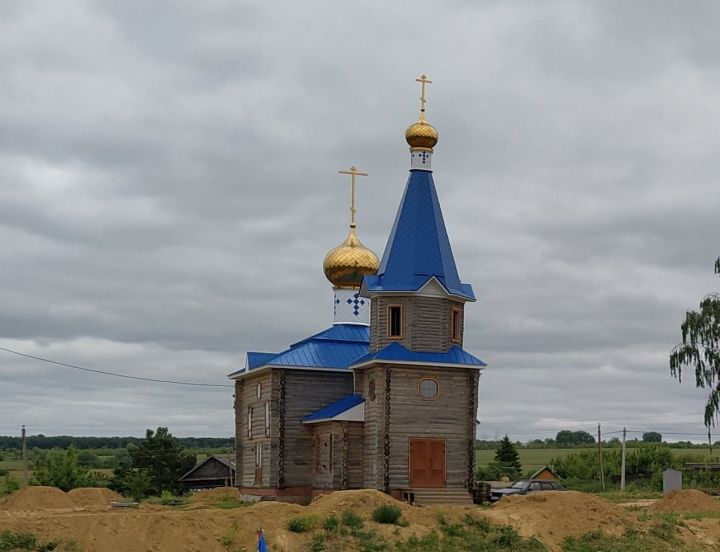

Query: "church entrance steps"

xmin=401 ymin=487 xmax=473 ymax=506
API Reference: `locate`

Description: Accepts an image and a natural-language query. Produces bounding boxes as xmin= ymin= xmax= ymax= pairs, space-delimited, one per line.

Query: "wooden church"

xmin=229 ymin=75 xmax=485 ymax=505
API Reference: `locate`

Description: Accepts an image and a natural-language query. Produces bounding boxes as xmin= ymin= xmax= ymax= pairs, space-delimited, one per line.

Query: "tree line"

xmin=0 ymin=435 xmax=234 ymax=451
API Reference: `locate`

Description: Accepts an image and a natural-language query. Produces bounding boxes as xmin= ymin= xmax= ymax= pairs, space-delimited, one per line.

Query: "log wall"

xmin=370 ymin=296 xmax=464 ymax=352
xmin=357 ymin=363 xmax=479 ymax=491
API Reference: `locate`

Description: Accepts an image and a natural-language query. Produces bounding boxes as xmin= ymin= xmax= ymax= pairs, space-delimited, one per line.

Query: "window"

xmin=314 ymin=435 xmax=321 ymax=473
xmin=418 ymin=378 xmax=439 ymax=400
xmin=264 ymin=401 xmax=270 ymax=437
xmin=247 ymin=406 xmax=253 ymax=439
xmin=388 ymin=305 xmax=402 ymax=337
xmin=255 ymin=444 xmax=262 ymax=467
xmin=256 ymin=382 xmax=262 ymax=399
xmin=368 ymin=378 xmax=376 ymax=401
xmin=451 ymin=309 xmax=461 ymax=342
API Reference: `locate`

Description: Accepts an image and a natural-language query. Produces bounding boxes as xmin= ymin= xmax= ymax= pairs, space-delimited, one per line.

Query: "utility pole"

xmin=620 ymin=427 xmax=627 ymax=492
xmin=598 ymin=424 xmax=606 ymax=492
xmin=709 ymin=429 xmax=712 ymax=456
xmin=21 ymin=424 xmax=28 ymax=483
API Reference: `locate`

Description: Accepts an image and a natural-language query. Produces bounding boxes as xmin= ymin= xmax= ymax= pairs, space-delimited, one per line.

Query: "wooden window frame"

xmin=417 ymin=377 xmax=440 ymax=401
xmin=256 ymin=382 xmax=262 ymax=399
xmin=451 ymin=308 xmax=462 ymax=343
xmin=264 ymin=401 xmax=271 ymax=437
xmin=255 ymin=443 xmax=262 ymax=467
xmin=247 ymin=405 xmax=254 ymax=439
xmin=387 ymin=304 xmax=403 ymax=339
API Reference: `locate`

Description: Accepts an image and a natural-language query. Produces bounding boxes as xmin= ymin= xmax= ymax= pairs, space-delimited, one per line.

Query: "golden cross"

xmin=415 ymin=73 xmax=432 ymax=120
xmin=338 ymin=166 xmax=368 ymax=227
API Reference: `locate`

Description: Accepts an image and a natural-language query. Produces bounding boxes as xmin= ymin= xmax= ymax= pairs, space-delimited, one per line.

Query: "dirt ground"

xmin=1 ymin=487 xmax=720 ymax=551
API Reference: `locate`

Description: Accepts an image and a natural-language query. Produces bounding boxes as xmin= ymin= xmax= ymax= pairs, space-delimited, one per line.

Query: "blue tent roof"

xmin=229 ymin=324 xmax=369 ymax=378
xmin=362 ymin=170 xmax=474 ymax=301
xmin=303 ymin=393 xmax=364 ymax=423
xmin=350 ymin=341 xmax=486 ymax=368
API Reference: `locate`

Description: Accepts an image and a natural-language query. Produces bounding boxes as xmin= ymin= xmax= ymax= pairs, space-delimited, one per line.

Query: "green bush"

xmin=372 ymin=504 xmax=402 ymax=524
xmin=341 ymin=510 xmax=364 ymax=530
xmin=287 ymin=515 xmax=316 ymax=533
xmin=0 ymin=477 xmax=20 ymax=497
xmin=0 ymin=468 xmax=8 ymax=477
xmin=323 ymin=514 xmax=339 ymax=532
xmin=0 ymin=530 xmax=58 ymax=551
xmin=157 ymin=490 xmax=189 ymax=506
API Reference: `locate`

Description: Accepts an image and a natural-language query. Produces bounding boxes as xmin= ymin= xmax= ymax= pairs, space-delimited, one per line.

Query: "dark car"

xmin=489 ymin=479 xmax=565 ymax=502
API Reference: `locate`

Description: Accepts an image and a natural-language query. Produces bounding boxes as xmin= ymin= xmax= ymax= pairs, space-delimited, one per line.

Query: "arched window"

xmin=368 ymin=378 xmax=376 ymax=401
xmin=256 ymin=382 xmax=262 ymax=399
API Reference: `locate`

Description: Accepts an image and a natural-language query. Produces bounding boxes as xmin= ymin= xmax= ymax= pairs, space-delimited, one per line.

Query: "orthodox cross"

xmin=415 ymin=73 xmax=432 ymax=120
xmin=338 ymin=166 xmax=368 ymax=227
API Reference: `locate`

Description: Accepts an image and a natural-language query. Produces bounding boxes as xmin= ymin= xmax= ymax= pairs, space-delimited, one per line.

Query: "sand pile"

xmin=67 ymin=487 xmax=122 ymax=508
xmin=485 ymin=491 xmax=636 ymax=551
xmin=649 ymin=489 xmax=720 ymax=513
xmin=310 ymin=489 xmax=404 ymax=516
xmin=0 ymin=486 xmax=75 ymax=512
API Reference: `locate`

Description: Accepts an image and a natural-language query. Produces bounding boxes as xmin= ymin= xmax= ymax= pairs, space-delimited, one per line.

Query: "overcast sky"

xmin=1 ymin=1 xmax=719 ymax=442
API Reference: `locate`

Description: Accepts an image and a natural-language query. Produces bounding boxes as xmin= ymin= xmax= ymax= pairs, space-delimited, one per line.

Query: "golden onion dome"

xmin=323 ymin=225 xmax=380 ymax=289
xmin=405 ymin=120 xmax=438 ymax=149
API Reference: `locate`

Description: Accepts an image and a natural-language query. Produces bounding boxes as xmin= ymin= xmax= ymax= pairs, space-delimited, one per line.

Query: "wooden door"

xmin=409 ymin=438 xmax=446 ymax=488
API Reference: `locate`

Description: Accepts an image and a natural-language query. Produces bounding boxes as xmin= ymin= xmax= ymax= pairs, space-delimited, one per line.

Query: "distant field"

xmin=475 ymin=447 xmax=719 ymax=471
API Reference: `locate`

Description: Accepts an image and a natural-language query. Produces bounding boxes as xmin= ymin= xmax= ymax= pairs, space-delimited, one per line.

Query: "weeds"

xmin=341 ymin=510 xmax=364 ymax=530
xmin=323 ymin=514 xmax=339 ymax=532
xmin=0 ymin=531 xmax=58 ymax=551
xmin=287 ymin=515 xmax=317 ymax=533
xmin=562 ymin=529 xmax=677 ymax=552
xmin=371 ymin=504 xmax=402 ymax=524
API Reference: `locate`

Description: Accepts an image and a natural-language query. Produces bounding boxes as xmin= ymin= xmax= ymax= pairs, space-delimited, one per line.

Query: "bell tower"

xmin=352 ymin=76 xmax=485 ymax=502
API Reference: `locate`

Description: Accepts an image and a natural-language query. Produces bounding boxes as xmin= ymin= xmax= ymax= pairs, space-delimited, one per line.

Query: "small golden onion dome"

xmin=405 ymin=120 xmax=438 ymax=149
xmin=323 ymin=226 xmax=380 ymax=289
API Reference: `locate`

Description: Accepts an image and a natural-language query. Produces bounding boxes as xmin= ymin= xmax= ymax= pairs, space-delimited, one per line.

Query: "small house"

xmin=178 ymin=455 xmax=236 ymax=491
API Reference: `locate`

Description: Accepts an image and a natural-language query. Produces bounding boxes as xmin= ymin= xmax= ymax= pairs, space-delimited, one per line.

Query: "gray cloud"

xmin=1 ymin=1 xmax=718 ymax=440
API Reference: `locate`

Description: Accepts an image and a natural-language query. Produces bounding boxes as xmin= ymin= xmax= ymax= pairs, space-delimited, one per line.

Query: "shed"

xmin=530 ymin=466 xmax=560 ymax=481
xmin=178 ymin=455 xmax=236 ymax=490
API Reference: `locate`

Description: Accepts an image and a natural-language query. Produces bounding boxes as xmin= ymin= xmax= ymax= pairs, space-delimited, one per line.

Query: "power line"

xmin=0 ymin=346 xmax=233 ymax=388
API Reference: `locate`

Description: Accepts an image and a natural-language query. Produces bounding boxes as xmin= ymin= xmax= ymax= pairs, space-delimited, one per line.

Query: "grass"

xmin=0 ymin=530 xmax=58 ymax=551
xmin=371 ymin=505 xmax=402 ymax=524
xmin=288 ymin=512 xmax=547 ymax=551
xmin=596 ymin=490 xmax=664 ymax=502
xmin=475 ymin=447 xmax=720 ymax=474
xmin=287 ymin=515 xmax=318 ymax=533
xmin=561 ymin=528 xmax=679 ymax=552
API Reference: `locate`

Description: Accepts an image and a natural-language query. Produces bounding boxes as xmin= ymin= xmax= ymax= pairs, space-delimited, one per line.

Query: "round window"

xmin=256 ymin=382 xmax=262 ymax=399
xmin=418 ymin=378 xmax=439 ymax=400
xmin=368 ymin=378 xmax=376 ymax=401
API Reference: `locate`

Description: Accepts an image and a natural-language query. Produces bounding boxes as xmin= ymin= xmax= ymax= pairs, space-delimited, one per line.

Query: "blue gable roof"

xmin=350 ymin=341 xmax=486 ymax=368
xmin=229 ymin=324 xmax=369 ymax=378
xmin=303 ymin=393 xmax=364 ymax=423
xmin=362 ymin=170 xmax=474 ymax=301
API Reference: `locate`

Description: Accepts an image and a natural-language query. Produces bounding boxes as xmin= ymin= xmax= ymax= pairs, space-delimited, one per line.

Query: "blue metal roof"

xmin=247 ymin=352 xmax=277 ymax=370
xmin=229 ymin=324 xmax=370 ymax=378
xmin=350 ymin=341 xmax=486 ymax=368
xmin=303 ymin=393 xmax=364 ymax=422
xmin=362 ymin=170 xmax=475 ymax=301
